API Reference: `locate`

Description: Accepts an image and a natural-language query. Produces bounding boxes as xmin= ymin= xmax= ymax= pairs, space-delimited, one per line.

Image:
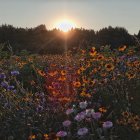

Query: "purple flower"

xmin=7 ymin=85 xmax=15 ymax=90
xmin=36 ymin=105 xmax=43 ymax=112
xmin=66 ymin=108 xmax=74 ymax=115
xmin=77 ymin=127 xmax=88 ymax=136
xmin=56 ymin=131 xmax=67 ymax=137
xmin=79 ymin=101 xmax=88 ymax=109
xmin=11 ymin=70 xmax=20 ymax=76
xmin=62 ymin=120 xmax=71 ymax=127
xmin=13 ymin=89 xmax=17 ymax=93
xmin=103 ymin=121 xmax=113 ymax=129
xmin=1 ymin=81 xmax=8 ymax=88
xmin=75 ymin=111 xmax=86 ymax=122
xmin=0 ymin=73 xmax=6 ymax=79
xmin=92 ymin=112 xmax=101 ymax=120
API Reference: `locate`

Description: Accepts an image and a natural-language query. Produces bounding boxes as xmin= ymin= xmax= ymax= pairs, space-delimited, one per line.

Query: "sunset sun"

xmin=55 ymin=19 xmax=76 ymax=32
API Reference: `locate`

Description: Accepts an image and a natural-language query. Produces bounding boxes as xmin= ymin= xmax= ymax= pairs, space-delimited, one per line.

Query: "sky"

xmin=0 ymin=0 xmax=140 ymax=34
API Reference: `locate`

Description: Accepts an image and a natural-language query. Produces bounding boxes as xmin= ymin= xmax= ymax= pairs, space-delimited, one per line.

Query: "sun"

xmin=55 ymin=19 xmax=76 ymax=32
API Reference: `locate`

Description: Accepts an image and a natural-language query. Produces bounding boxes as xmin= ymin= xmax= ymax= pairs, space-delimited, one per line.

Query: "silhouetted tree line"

xmin=0 ymin=24 xmax=139 ymax=54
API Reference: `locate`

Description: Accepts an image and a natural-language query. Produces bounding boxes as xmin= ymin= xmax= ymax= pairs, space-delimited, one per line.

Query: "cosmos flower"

xmin=92 ymin=112 xmax=101 ymax=120
xmin=77 ymin=127 xmax=88 ymax=136
xmin=62 ymin=120 xmax=71 ymax=127
xmin=66 ymin=108 xmax=74 ymax=115
xmin=56 ymin=131 xmax=67 ymax=137
xmin=103 ymin=121 xmax=113 ymax=129
xmin=75 ymin=111 xmax=86 ymax=122
xmin=105 ymin=63 xmax=115 ymax=71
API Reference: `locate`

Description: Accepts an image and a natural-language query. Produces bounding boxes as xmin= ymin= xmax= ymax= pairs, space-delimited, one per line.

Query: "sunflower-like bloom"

xmin=89 ymin=47 xmax=97 ymax=57
xmin=105 ymin=63 xmax=115 ymax=71
xmin=73 ymin=81 xmax=81 ymax=88
xmin=126 ymin=72 xmax=136 ymax=80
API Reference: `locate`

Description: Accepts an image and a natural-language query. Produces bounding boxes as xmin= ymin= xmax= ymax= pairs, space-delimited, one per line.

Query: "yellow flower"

xmin=89 ymin=47 xmax=97 ymax=57
xmin=126 ymin=72 xmax=136 ymax=80
xmin=97 ymin=54 xmax=104 ymax=61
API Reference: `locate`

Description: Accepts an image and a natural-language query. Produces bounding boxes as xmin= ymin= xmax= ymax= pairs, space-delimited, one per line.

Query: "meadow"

xmin=0 ymin=45 xmax=140 ymax=140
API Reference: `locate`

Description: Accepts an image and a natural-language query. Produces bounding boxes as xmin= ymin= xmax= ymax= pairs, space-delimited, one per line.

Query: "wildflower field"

xmin=0 ymin=45 xmax=140 ymax=140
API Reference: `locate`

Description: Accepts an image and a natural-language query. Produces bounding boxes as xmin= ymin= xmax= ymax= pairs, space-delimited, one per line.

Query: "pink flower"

xmin=103 ymin=121 xmax=113 ymax=129
xmin=62 ymin=120 xmax=71 ymax=127
xmin=56 ymin=131 xmax=67 ymax=137
xmin=77 ymin=127 xmax=88 ymax=136
xmin=66 ymin=108 xmax=74 ymax=115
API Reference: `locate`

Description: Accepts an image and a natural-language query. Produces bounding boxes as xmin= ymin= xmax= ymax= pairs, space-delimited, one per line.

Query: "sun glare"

xmin=55 ymin=19 xmax=76 ymax=32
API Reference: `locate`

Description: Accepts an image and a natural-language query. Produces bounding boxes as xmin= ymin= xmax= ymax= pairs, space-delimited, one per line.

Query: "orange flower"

xmin=133 ymin=60 xmax=140 ymax=67
xmin=99 ymin=107 xmax=107 ymax=113
xmin=61 ymin=70 xmax=66 ymax=76
xmin=81 ymin=49 xmax=86 ymax=54
xmin=126 ymin=72 xmax=136 ymax=80
xmin=58 ymin=76 xmax=66 ymax=81
xmin=73 ymin=81 xmax=81 ymax=88
xmin=37 ymin=69 xmax=46 ymax=77
xmin=93 ymin=68 xmax=98 ymax=73
xmin=118 ymin=45 xmax=127 ymax=52
xmin=100 ymin=72 xmax=107 ymax=77
xmin=97 ymin=54 xmax=104 ymax=61
xmin=80 ymin=66 xmax=86 ymax=71
xmin=82 ymin=77 xmax=89 ymax=84
xmin=28 ymin=135 xmax=36 ymax=140
xmin=44 ymin=134 xmax=49 ymax=140
xmin=48 ymin=71 xmax=58 ymax=76
xmin=105 ymin=63 xmax=114 ymax=71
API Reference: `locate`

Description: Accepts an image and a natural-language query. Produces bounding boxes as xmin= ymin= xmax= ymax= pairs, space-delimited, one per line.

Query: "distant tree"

xmin=0 ymin=24 xmax=137 ymax=54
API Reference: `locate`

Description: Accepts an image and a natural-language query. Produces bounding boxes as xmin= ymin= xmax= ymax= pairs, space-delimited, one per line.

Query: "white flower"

xmin=86 ymin=109 xmax=95 ymax=117
xmin=79 ymin=101 xmax=88 ymax=109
